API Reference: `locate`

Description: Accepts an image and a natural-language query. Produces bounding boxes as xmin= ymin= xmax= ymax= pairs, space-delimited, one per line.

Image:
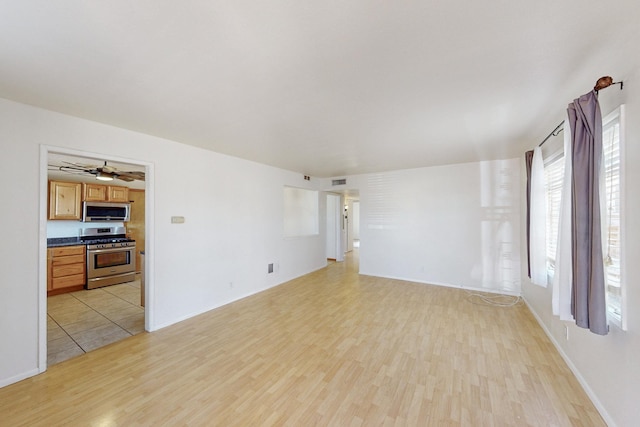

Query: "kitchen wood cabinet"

xmin=48 ymin=181 xmax=82 ymax=220
xmin=83 ymin=183 xmax=107 ymax=201
xmin=127 ymin=189 xmax=145 ymax=274
xmin=108 ymin=185 xmax=129 ymax=202
xmin=83 ymin=183 xmax=129 ymax=202
xmin=47 ymin=245 xmax=86 ymax=296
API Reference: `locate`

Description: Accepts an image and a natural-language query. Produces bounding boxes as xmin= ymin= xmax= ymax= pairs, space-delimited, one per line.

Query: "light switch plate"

xmin=171 ymin=216 xmax=185 ymax=224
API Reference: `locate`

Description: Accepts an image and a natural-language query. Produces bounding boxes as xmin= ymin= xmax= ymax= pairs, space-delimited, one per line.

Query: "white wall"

xmin=352 ymin=158 xmax=521 ymax=294
xmin=0 ymin=98 xmax=327 ymax=387
xmin=522 ymin=66 xmax=640 ymax=427
xmin=352 ymin=201 xmax=360 ymax=241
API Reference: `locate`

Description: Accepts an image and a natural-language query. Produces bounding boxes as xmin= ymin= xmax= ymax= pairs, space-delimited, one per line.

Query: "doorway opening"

xmin=41 ymin=147 xmax=153 ymax=369
xmin=344 ymin=197 xmax=360 ymax=253
xmin=325 ymin=189 xmax=360 ymax=265
xmin=352 ymin=200 xmax=360 ymax=249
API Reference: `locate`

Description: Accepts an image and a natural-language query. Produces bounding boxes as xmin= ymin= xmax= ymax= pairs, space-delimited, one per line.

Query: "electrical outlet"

xmin=268 ymin=263 xmax=274 ymax=274
xmin=229 ymin=282 xmax=233 ymax=289
xmin=564 ymin=325 xmax=569 ymax=340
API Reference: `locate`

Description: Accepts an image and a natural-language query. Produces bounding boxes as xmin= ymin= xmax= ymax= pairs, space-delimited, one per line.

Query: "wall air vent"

xmin=332 ymin=179 xmax=347 ymax=186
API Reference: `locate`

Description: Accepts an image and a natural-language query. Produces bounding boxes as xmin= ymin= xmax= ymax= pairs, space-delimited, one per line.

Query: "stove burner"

xmin=80 ymin=226 xmax=133 ymax=246
xmin=81 ymin=237 xmax=133 ymax=245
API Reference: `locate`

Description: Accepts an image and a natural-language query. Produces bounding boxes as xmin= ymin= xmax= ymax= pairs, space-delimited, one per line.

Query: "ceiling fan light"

xmin=96 ymin=172 xmax=114 ymax=181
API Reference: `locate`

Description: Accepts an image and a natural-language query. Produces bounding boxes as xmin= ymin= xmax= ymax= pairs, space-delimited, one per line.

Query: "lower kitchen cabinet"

xmin=47 ymin=245 xmax=86 ymax=296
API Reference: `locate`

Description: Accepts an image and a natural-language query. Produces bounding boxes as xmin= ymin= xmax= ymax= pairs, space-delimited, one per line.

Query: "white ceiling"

xmin=1 ymin=1 xmax=638 ymax=177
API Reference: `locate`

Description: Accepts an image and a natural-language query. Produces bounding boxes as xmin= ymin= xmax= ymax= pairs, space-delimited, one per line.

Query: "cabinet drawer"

xmin=52 ymin=263 xmax=85 ymax=278
xmin=51 ymin=246 xmax=85 ymax=257
xmin=51 ymin=254 xmax=85 ymax=266
xmin=51 ymin=273 xmax=85 ymax=289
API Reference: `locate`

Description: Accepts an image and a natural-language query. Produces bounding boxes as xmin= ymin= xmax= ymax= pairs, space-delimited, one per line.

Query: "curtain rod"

xmin=538 ymin=121 xmax=565 ymax=147
xmin=537 ymin=76 xmax=623 ymax=148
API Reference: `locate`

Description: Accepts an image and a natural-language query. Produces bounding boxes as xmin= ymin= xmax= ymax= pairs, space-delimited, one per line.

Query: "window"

xmin=603 ymin=106 xmax=625 ymax=329
xmin=544 ymin=153 xmax=564 ymax=280
xmin=543 ymin=105 xmax=625 ymax=329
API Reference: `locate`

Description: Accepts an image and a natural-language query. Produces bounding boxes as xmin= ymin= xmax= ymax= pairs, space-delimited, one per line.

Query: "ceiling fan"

xmin=48 ymin=161 xmax=145 ymax=182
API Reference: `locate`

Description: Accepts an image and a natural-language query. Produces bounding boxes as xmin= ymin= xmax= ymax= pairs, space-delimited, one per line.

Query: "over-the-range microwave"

xmin=82 ymin=201 xmax=130 ymax=222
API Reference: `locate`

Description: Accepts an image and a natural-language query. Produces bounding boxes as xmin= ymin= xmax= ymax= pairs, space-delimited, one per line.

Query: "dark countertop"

xmin=47 ymin=237 xmax=82 ymax=248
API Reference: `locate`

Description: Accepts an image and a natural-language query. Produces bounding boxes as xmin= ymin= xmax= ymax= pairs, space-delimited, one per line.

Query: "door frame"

xmin=325 ymin=193 xmax=344 ymax=262
xmin=38 ymin=145 xmax=155 ymax=373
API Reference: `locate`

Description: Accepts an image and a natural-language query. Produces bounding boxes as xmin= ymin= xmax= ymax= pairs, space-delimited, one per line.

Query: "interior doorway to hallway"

xmin=325 ymin=188 xmax=359 ymax=263
xmin=352 ymin=200 xmax=360 ymax=249
xmin=344 ymin=198 xmax=359 ymax=253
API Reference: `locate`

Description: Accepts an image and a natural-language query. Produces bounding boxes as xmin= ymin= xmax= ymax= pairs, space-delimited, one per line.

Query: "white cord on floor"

xmin=465 ymin=291 xmax=522 ymax=307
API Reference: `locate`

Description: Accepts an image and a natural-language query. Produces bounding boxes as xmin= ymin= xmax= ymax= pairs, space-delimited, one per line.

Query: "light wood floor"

xmin=0 ymin=251 xmax=604 ymax=426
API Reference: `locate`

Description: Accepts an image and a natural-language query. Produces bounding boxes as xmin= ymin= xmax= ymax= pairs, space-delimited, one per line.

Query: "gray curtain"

xmin=524 ymin=150 xmax=534 ymax=278
xmin=566 ymin=90 xmax=608 ymax=335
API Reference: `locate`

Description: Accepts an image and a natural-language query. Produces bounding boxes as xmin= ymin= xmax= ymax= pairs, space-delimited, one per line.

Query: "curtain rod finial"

xmin=594 ymin=76 xmax=614 ymax=91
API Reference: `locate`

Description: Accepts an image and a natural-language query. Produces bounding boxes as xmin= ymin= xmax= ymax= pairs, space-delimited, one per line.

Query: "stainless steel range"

xmin=81 ymin=227 xmax=136 ymax=289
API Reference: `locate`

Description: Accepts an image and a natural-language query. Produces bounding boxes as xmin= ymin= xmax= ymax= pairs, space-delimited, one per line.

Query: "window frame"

xmin=602 ymin=105 xmax=626 ymax=330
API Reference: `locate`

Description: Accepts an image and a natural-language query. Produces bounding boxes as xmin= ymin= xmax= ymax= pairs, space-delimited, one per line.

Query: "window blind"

xmin=544 ymin=156 xmax=564 ymax=277
xmin=603 ymin=117 xmax=622 ymax=323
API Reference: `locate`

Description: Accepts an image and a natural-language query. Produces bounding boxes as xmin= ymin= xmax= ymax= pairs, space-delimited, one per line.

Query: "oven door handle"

xmin=88 ymin=246 xmax=135 ymax=254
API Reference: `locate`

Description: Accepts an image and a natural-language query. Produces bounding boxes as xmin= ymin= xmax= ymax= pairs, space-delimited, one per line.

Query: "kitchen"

xmin=46 ymin=153 xmax=146 ymax=366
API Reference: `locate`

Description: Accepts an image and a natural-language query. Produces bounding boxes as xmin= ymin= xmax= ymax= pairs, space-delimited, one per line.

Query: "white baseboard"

xmin=522 ymin=298 xmax=616 ymax=427
xmin=0 ymin=368 xmax=41 ymax=389
xmin=151 ymin=264 xmax=329 ymax=331
xmin=358 ymin=271 xmax=522 ymax=296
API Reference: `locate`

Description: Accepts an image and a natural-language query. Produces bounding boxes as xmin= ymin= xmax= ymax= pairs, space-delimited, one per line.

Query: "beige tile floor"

xmin=47 ymin=280 xmax=145 ymax=366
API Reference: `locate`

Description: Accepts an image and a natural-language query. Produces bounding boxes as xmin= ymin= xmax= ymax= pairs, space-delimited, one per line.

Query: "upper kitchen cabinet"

xmin=83 ymin=183 xmax=129 ymax=203
xmin=107 ymin=185 xmax=129 ymax=202
xmin=48 ymin=181 xmax=82 ymax=220
xmin=83 ymin=183 xmax=107 ymax=201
